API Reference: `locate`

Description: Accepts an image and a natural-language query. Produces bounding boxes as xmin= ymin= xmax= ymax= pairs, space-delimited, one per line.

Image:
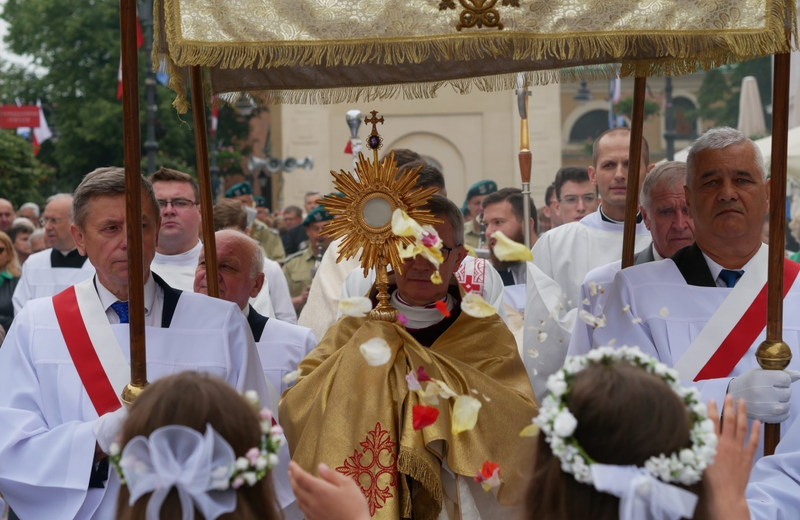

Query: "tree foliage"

xmin=0 ymin=130 xmax=52 ymax=207
xmin=0 ymin=0 xmax=254 ymax=196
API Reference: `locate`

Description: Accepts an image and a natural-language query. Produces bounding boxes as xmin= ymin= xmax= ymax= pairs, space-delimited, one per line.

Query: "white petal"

xmin=282 ymin=369 xmax=301 ymax=385
xmin=461 ymin=292 xmax=497 ymax=318
xmin=391 ymin=208 xmax=424 ymax=238
xmin=659 ymin=307 xmax=669 ymax=317
xmin=490 ymin=230 xmax=533 ymax=262
xmin=537 ymin=331 xmax=548 ymax=342
xmin=359 ymin=338 xmax=392 ymax=366
xmin=339 ymin=297 xmax=372 ymax=317
xmin=452 ymin=395 xmax=482 ymax=434
xmin=406 ymin=371 xmax=422 ymax=392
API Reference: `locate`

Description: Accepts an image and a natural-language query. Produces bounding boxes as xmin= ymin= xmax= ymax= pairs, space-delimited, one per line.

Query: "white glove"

xmin=729 ymin=368 xmax=800 ymax=423
xmin=92 ymin=406 xmax=128 ymax=454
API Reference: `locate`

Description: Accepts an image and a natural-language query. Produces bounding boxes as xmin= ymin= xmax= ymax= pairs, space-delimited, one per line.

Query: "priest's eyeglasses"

xmin=157 ymin=198 xmax=199 ymax=210
xmin=441 ymin=245 xmax=463 ymax=261
xmin=39 ymin=217 xmax=63 ymax=226
xmin=558 ymin=194 xmax=597 ymax=207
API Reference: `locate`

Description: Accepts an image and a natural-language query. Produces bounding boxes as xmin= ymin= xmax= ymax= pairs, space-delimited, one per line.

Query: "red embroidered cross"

xmin=336 ymin=423 xmax=398 ymax=516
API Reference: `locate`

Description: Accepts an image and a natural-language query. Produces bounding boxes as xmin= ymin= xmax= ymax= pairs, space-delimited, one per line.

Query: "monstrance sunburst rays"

xmin=320 ymin=150 xmax=440 ymax=277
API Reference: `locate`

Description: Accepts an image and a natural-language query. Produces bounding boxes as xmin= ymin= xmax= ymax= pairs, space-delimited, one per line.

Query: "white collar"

xmin=153 ymin=241 xmax=202 ymax=267
xmin=57 ymin=247 xmax=78 ymax=256
xmin=652 ymin=245 xmax=664 ymax=261
xmin=390 ymin=290 xmax=455 ymax=330
xmin=240 ymin=303 xmax=250 ymax=317
xmin=701 ymin=243 xmax=763 ymax=284
xmin=95 ymin=273 xmax=158 ymax=316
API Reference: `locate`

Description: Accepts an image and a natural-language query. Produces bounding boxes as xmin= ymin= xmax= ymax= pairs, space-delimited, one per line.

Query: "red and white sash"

xmin=674 ymin=246 xmax=800 ymax=381
xmin=455 ymin=257 xmax=486 ymax=296
xmin=52 ymin=278 xmax=129 ymax=415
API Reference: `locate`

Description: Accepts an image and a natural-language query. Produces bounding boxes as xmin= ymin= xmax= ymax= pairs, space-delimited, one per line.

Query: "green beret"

xmin=303 ymin=206 xmax=333 ymax=226
xmin=466 ymin=180 xmax=497 ymax=201
xmin=254 ymin=196 xmax=268 ymax=208
xmin=225 ymin=182 xmax=253 ymax=198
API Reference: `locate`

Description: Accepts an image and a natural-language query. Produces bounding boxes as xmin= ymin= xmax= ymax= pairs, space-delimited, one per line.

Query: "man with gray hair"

xmin=17 ymin=202 xmax=40 ymax=228
xmin=0 ymin=167 xmax=281 ymax=519
xmin=587 ymin=127 xmax=800 ymax=460
xmin=12 ymin=193 xmax=95 ymax=314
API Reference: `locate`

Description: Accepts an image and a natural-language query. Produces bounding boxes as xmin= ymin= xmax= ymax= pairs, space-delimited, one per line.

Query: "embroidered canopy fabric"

xmin=154 ymin=0 xmax=796 ymax=108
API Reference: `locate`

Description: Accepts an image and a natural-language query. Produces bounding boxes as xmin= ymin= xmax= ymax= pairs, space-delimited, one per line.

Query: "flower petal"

xmin=519 ymin=423 xmax=540 ymax=437
xmin=491 ymin=230 xmax=533 ymax=262
xmin=282 ymin=369 xmax=301 ymax=385
xmin=391 ymin=208 xmax=424 ymax=239
xmin=431 ymin=271 xmax=443 ymax=284
xmin=412 ymin=405 xmax=440 ymax=430
xmin=464 ymin=245 xmax=478 ymax=258
xmin=359 ymin=338 xmax=392 ymax=366
xmin=416 ymin=366 xmax=432 ymax=382
xmin=419 ymin=382 xmax=441 ymax=406
xmin=452 ymin=395 xmax=482 ymax=434
xmin=339 ymin=296 xmax=373 ymax=317
xmin=406 ymin=370 xmax=422 ymax=391
xmin=461 ymin=293 xmax=497 ymax=318
xmin=397 ymin=313 xmax=408 ymax=325
xmin=435 ymin=300 xmax=450 ymax=317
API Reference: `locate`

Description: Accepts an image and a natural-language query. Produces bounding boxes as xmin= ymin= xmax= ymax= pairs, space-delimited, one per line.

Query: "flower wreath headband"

xmin=108 ymin=391 xmax=283 ymax=520
xmin=532 ymin=346 xmax=718 ymax=488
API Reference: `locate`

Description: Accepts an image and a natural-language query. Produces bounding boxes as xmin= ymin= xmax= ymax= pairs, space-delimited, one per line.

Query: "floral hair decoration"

xmin=531 ymin=346 xmax=717 ymax=487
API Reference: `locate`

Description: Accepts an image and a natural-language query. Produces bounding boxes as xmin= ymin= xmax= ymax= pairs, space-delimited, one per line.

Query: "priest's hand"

xmin=705 ymin=395 xmax=760 ymax=520
xmin=728 ymin=368 xmax=800 ymax=423
xmin=91 ymin=406 xmax=128 ymax=455
xmin=288 ymin=461 xmax=370 ymax=520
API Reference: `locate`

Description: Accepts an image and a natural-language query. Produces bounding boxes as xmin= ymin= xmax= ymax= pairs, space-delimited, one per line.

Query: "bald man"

xmin=194 ymin=230 xmax=317 ymax=394
xmin=0 ymin=199 xmax=14 ymax=233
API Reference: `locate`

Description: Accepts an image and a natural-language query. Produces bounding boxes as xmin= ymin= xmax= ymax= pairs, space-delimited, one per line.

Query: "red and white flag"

xmin=116 ymin=13 xmax=145 ymax=100
xmin=16 ymin=99 xmax=52 ymax=156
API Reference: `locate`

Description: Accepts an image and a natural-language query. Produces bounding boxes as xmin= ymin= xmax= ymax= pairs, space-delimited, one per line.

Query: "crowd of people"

xmin=1 ymin=125 xmax=800 ymax=520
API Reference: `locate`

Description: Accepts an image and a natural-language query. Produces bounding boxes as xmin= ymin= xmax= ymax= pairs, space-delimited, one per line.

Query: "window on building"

xmin=569 ymin=109 xmax=618 ymax=143
xmin=673 ymin=97 xmax=699 ymax=140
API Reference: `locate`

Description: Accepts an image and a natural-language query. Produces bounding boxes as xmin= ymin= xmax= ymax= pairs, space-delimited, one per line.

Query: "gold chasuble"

xmin=279 ymin=303 xmax=537 ymax=520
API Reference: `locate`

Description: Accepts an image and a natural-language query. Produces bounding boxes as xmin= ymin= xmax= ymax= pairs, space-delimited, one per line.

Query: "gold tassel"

xmin=397 ymin=447 xmax=443 ymax=520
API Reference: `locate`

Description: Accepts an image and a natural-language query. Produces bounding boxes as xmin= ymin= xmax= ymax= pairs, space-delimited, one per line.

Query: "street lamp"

xmin=663 ymin=77 xmax=676 ymax=161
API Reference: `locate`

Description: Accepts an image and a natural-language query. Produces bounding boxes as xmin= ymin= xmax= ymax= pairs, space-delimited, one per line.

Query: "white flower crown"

xmin=109 ymin=390 xmax=284 ymax=490
xmin=531 ymin=346 xmax=717 ymax=487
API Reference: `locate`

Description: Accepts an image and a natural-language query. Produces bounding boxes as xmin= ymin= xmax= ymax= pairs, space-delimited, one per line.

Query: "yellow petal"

xmin=359 ymin=338 xmax=392 ymax=366
xmin=460 ymin=293 xmax=497 ymax=318
xmin=452 ymin=395 xmax=482 ymax=434
xmin=434 ymin=379 xmax=459 ymax=399
xmin=431 ymin=271 xmax=442 ymax=284
xmin=339 ymin=296 xmax=372 ymax=317
xmin=464 ymin=245 xmax=477 ymax=258
xmin=419 ymin=382 xmax=441 ymax=406
xmin=391 ymin=209 xmax=424 ymax=239
xmin=491 ymin=230 xmax=532 ymax=262
xmin=519 ymin=423 xmax=540 ymax=437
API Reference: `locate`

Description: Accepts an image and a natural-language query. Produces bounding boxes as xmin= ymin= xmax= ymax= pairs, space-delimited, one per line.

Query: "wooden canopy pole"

xmin=621 ymin=77 xmax=647 ymax=269
xmin=756 ymin=51 xmax=792 ymax=456
xmin=190 ymin=66 xmax=220 ymax=298
xmin=120 ymin=0 xmax=147 ymax=405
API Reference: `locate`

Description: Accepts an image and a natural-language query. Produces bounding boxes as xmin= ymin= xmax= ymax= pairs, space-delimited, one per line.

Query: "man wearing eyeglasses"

xmin=553 ymin=166 xmax=599 ymax=224
xmin=148 ymin=168 xmax=203 ymax=292
xmin=12 ymin=193 xmax=95 ymax=314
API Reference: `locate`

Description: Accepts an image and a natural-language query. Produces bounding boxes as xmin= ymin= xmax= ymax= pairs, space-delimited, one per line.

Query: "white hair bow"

xmin=591 ymin=464 xmax=699 ymax=520
xmin=120 ymin=425 xmax=237 ymax=520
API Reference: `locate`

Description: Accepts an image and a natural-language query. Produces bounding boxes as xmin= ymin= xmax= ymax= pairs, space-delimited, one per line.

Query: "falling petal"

xmin=435 ymin=380 xmax=459 ymax=399
xmin=482 ymin=395 xmax=491 ymax=402
xmin=608 ymin=338 xmax=617 ymax=345
xmin=471 ymin=389 xmax=479 ymax=395
xmin=632 ymin=317 xmax=643 ymax=324
xmin=419 ymin=382 xmax=441 ymax=406
xmin=359 ymin=338 xmax=392 ymax=366
xmin=622 ymin=305 xmax=630 ymax=313
xmin=431 ymin=271 xmax=443 ymax=285
xmin=519 ymin=423 xmax=541 ymax=437
xmin=474 ymin=461 xmax=501 ymax=492
xmin=589 ymin=282 xmax=598 ymax=296
xmin=461 ymin=293 xmax=497 ymax=318
xmin=465 ymin=245 xmax=478 ymax=257
xmin=556 ymin=303 xmax=564 ymax=311
xmin=537 ymin=331 xmax=548 ymax=342
xmin=528 ymin=348 xmax=539 ymax=358
xmin=491 ymin=230 xmax=533 ymax=262
xmin=282 ymin=369 xmax=301 ymax=385
xmin=435 ymin=300 xmax=450 ymax=317
xmin=416 ymin=366 xmax=433 ymax=382
xmin=397 ymin=313 xmax=409 ymax=325
xmin=412 ymin=405 xmax=440 ymax=430
xmin=582 ymin=298 xmax=590 ymax=305
xmin=452 ymin=395 xmax=482 ymax=434
xmin=391 ymin=208 xmax=424 ymax=238
xmin=339 ymin=296 xmax=373 ymax=317
xmin=406 ymin=370 xmax=422 ymax=392
xmin=421 ymin=226 xmax=440 ymax=247
xmin=660 ymin=307 xmax=669 ymax=317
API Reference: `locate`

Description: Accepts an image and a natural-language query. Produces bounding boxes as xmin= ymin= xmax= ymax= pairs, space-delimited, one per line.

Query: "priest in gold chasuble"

xmin=280 ymin=117 xmax=536 ymax=520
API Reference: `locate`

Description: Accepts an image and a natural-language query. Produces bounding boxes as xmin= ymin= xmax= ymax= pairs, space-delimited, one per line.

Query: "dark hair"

xmin=525 ymin=363 xmax=708 ymax=520
xmin=149 ymin=167 xmax=200 ymax=201
xmin=283 ymin=206 xmax=303 ymax=219
xmin=214 ymin=199 xmax=248 ymax=232
xmin=592 ymin=128 xmax=650 ymax=169
xmin=397 ymin=161 xmax=446 ymax=192
xmin=481 ymin=187 xmax=538 ymax=233
xmin=544 ymin=184 xmax=556 ymax=207
xmin=554 ymin=167 xmax=593 ymax=200
xmin=115 ymin=373 xmax=281 ymax=520
xmin=387 ymin=148 xmax=422 ymax=167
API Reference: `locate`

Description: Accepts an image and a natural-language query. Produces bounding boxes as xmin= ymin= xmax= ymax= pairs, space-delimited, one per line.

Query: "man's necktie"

xmin=110 ymin=301 xmax=130 ymax=323
xmin=718 ymin=269 xmax=744 ymax=288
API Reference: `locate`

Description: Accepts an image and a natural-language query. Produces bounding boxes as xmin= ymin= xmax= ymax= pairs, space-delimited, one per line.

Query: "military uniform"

xmin=282 ymin=247 xmax=316 ymax=301
xmin=250 ymin=219 xmax=286 ymax=263
xmin=464 ymin=220 xmax=481 ymax=249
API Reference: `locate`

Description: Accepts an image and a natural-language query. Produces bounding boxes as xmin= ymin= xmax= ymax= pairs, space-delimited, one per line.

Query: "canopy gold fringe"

xmin=154 ymin=0 xmax=796 ymax=111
